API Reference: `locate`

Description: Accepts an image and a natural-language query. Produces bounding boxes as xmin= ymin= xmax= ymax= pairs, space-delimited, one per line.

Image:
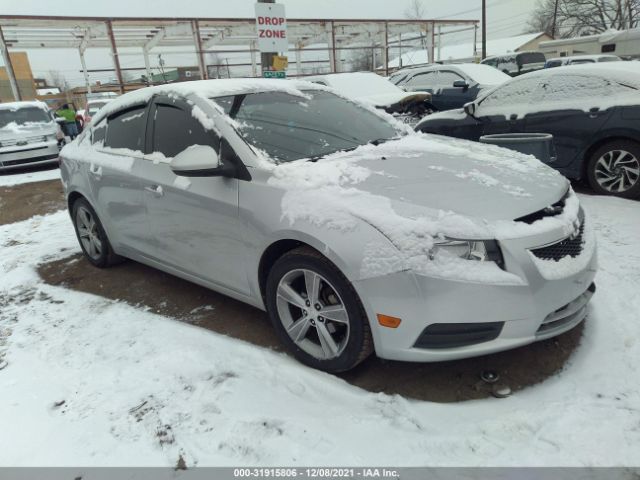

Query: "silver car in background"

xmin=0 ymin=101 xmax=61 ymax=172
xmin=60 ymin=79 xmax=597 ymax=372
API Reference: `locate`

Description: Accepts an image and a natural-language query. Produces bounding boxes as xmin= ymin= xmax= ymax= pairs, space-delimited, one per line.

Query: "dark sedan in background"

xmin=416 ymin=63 xmax=640 ymax=198
xmin=393 ymin=64 xmax=510 ymax=111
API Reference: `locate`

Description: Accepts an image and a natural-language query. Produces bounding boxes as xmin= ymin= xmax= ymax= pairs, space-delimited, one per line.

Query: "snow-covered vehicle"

xmin=306 ymin=72 xmax=434 ymax=124
xmin=544 ymin=54 xmax=621 ymax=68
xmin=481 ymin=51 xmax=547 ymax=77
xmin=60 ymin=79 xmax=597 ymax=372
xmin=0 ymin=101 xmax=62 ymax=172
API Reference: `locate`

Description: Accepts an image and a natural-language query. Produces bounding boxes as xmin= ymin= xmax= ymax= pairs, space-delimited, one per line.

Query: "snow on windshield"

xmin=0 ymin=104 xmax=52 ymax=129
xmin=454 ymin=64 xmax=511 ymax=85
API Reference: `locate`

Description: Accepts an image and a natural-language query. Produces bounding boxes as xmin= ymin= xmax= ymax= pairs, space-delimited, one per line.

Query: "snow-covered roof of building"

xmin=388 ymin=32 xmax=547 ymax=67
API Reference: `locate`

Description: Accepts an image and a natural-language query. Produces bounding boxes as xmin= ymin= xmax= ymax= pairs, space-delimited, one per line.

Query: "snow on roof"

xmin=310 ymin=72 xmax=402 ymax=96
xmin=93 ymin=78 xmax=325 ymax=123
xmin=540 ymin=27 xmax=640 ymax=47
xmin=387 ymin=32 xmax=546 ymax=67
xmin=0 ymin=100 xmax=50 ymax=111
xmin=449 ymin=64 xmax=511 ymax=85
xmin=531 ymin=61 xmax=640 ymax=86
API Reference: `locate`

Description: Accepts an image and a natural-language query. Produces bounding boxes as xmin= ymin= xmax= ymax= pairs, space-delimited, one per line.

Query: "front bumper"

xmin=0 ymin=141 xmax=60 ymax=171
xmin=353 ymin=217 xmax=598 ymax=362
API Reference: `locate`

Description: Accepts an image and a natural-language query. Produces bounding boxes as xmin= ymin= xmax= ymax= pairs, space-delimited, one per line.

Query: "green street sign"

xmin=262 ymin=70 xmax=286 ymax=79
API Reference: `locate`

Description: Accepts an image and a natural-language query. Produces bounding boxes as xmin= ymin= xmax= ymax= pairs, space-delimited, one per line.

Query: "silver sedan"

xmin=60 ymin=79 xmax=597 ymax=372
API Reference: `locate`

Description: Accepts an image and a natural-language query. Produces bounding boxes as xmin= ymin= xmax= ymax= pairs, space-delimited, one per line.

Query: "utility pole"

xmin=0 ymin=25 xmax=21 ymax=101
xmin=258 ymin=0 xmax=275 ymax=74
xmin=481 ymin=0 xmax=487 ymax=59
xmin=551 ymin=0 xmax=560 ymax=38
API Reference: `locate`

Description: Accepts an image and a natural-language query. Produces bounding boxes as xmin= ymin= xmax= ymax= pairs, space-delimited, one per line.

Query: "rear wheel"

xmin=71 ymin=198 xmax=123 ymax=268
xmin=586 ymin=140 xmax=640 ymax=198
xmin=265 ymin=247 xmax=373 ymax=372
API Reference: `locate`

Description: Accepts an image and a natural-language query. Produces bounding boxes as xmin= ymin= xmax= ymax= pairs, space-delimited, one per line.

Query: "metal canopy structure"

xmin=0 ymin=15 xmax=478 ymax=100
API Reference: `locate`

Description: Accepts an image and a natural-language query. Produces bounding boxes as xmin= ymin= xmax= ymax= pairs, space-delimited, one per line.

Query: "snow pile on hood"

xmin=269 ymin=134 xmax=582 ymax=283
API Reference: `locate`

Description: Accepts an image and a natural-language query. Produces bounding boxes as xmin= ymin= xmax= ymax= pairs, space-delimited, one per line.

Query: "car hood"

xmin=0 ymin=122 xmax=57 ymax=141
xmin=357 ymin=91 xmax=431 ymax=108
xmin=283 ymin=135 xmax=569 ymax=224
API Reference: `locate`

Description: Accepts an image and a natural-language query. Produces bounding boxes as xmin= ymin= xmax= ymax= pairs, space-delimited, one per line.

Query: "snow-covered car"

xmin=0 ymin=101 xmax=62 ymax=172
xmin=392 ymin=63 xmax=511 ymax=111
xmin=77 ymin=98 xmax=114 ymax=128
xmin=60 ymin=79 xmax=597 ymax=372
xmin=481 ymin=51 xmax=547 ymax=76
xmin=544 ymin=54 xmax=621 ymax=68
xmin=306 ymin=72 xmax=434 ymax=123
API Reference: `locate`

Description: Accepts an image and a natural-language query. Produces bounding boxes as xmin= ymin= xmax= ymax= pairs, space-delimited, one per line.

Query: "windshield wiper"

xmin=307 ymin=145 xmax=360 ymax=162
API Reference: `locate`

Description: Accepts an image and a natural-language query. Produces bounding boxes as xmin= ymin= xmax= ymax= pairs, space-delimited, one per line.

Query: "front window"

xmin=517 ymin=52 xmax=546 ymax=68
xmin=213 ymin=90 xmax=399 ymax=162
xmin=0 ymin=106 xmax=51 ymax=128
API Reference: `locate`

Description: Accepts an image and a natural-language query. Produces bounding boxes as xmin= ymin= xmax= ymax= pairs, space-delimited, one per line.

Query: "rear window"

xmin=517 ymin=52 xmax=546 ymax=67
xmin=104 ymin=106 xmax=147 ymax=151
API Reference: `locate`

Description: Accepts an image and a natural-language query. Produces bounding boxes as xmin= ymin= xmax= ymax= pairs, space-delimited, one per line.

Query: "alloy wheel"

xmin=76 ymin=206 xmax=103 ymax=260
xmin=276 ymin=269 xmax=350 ymax=360
xmin=594 ymin=149 xmax=640 ymax=193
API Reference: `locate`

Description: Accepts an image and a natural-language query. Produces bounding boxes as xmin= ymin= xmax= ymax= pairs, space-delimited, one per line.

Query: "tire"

xmin=265 ymin=246 xmax=373 ymax=372
xmin=586 ymin=140 xmax=640 ymax=199
xmin=71 ymin=197 xmax=124 ymax=268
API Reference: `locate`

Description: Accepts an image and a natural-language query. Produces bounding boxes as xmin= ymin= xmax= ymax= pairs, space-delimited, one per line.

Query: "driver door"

xmin=138 ymin=95 xmax=250 ymax=295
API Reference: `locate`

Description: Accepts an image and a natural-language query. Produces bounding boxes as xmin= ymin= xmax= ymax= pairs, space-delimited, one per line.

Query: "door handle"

xmin=144 ymin=185 xmax=164 ymax=197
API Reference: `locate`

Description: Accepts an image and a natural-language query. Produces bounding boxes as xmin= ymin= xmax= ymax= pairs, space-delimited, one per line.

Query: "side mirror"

xmin=453 ymin=80 xmax=469 ymax=89
xmin=463 ymin=102 xmax=476 ymax=116
xmin=170 ymin=145 xmax=233 ymax=177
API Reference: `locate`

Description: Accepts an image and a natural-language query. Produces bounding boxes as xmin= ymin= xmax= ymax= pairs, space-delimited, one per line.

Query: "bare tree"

xmin=528 ymin=0 xmax=640 ymax=38
xmin=350 ymin=46 xmax=375 ymax=72
xmin=404 ymin=0 xmax=426 ymax=19
xmin=47 ymin=70 xmax=69 ymax=91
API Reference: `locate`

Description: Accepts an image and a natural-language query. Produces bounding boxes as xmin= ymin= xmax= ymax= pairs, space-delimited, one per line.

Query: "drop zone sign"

xmin=255 ymin=2 xmax=287 ymax=53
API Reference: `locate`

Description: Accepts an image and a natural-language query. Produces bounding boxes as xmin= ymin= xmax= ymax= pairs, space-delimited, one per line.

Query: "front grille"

xmin=530 ymin=220 xmax=585 ymax=261
xmin=0 ymin=135 xmax=47 ymax=147
xmin=1 ymin=153 xmax=59 ymax=167
xmin=516 ymin=190 xmax=568 ymax=224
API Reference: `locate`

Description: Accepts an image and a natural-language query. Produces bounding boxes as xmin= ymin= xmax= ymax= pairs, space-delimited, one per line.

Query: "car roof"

xmin=511 ymin=61 xmax=640 ymax=86
xmin=91 ymin=78 xmax=327 ymax=124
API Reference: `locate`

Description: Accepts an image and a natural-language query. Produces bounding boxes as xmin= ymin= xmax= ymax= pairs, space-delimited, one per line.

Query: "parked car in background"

xmin=544 ymin=54 xmax=622 ymax=68
xmin=60 ymin=79 xmax=597 ymax=372
xmin=393 ymin=64 xmax=511 ymax=111
xmin=387 ymin=63 xmax=431 ymax=86
xmin=0 ymin=101 xmax=62 ymax=172
xmin=481 ymin=51 xmax=547 ymax=76
xmin=306 ymin=72 xmax=434 ymax=124
xmin=416 ymin=63 xmax=640 ymax=198
xmin=77 ymin=98 xmax=113 ymax=127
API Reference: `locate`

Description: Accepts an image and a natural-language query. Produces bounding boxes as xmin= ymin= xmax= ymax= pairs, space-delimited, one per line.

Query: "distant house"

xmin=539 ymin=28 xmax=640 ymax=59
xmin=387 ymin=32 xmax=552 ymax=68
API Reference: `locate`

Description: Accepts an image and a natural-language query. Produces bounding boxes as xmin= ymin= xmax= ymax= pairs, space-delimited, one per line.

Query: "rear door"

xmin=432 ymin=70 xmax=471 ymax=111
xmin=139 ymin=95 xmax=250 ymax=295
xmin=89 ymin=105 xmax=151 ymax=255
xmin=523 ymin=74 xmax=616 ymax=168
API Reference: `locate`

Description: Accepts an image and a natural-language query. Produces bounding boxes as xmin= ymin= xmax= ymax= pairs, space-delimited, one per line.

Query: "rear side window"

xmin=435 ymin=71 xmax=464 ymax=86
xmin=405 ymin=71 xmax=436 ymax=87
xmin=104 ymin=106 xmax=147 ymax=151
xmin=92 ymin=119 xmax=106 ymax=145
xmin=152 ymin=104 xmax=220 ymax=158
xmin=478 ymin=77 xmax=541 ymax=113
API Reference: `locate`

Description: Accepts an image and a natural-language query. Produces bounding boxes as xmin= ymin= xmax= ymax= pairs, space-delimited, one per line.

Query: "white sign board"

xmin=255 ymin=3 xmax=287 ymax=53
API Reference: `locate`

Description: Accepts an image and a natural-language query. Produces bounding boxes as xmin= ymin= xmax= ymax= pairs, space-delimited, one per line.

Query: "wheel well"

xmin=258 ymin=239 xmax=307 ymax=300
xmin=67 ymin=191 xmax=85 ymax=212
xmin=582 ymin=136 xmax=640 ymax=179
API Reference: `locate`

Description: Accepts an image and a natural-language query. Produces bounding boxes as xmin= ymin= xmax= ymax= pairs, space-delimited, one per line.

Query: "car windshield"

xmin=517 ymin=52 xmax=546 ymax=67
xmin=0 ymin=106 xmax=51 ymax=128
xmin=214 ymin=90 xmax=400 ymax=162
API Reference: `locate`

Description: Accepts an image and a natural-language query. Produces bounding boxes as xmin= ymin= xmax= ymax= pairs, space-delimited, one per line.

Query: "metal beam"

xmin=79 ymin=47 xmax=92 ymax=94
xmin=0 ymin=25 xmax=21 ymax=101
xmin=191 ymin=19 xmax=207 ymax=80
xmin=142 ymin=47 xmax=152 ymax=83
xmin=106 ymin=20 xmax=124 ymax=94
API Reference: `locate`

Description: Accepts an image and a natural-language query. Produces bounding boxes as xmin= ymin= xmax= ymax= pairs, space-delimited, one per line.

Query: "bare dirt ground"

xmin=2 ymin=177 xmax=585 ymax=403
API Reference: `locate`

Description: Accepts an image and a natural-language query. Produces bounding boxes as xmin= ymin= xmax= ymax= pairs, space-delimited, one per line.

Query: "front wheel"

xmin=71 ymin=198 xmax=124 ymax=268
xmin=586 ymin=140 xmax=640 ymax=198
xmin=265 ymin=247 xmax=373 ymax=372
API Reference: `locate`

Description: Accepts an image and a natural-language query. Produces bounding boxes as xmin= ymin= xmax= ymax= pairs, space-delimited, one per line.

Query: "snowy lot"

xmin=0 ymin=171 xmax=639 ymax=466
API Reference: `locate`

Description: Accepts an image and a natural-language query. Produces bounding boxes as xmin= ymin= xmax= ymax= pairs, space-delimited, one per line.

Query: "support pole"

xmin=330 ymin=21 xmax=337 ymax=73
xmin=79 ymin=48 xmax=92 ymax=94
xmin=250 ymin=41 xmax=258 ymax=77
xmin=437 ymin=25 xmax=442 ymax=62
xmin=383 ymin=22 xmax=389 ymax=76
xmin=295 ymin=42 xmax=302 ymax=76
xmin=106 ymin=20 xmax=124 ymax=94
xmin=482 ymin=0 xmax=487 ymax=60
xmin=192 ymin=19 xmax=208 ymax=80
xmin=425 ymin=22 xmax=435 ymax=64
xmin=143 ymin=47 xmax=152 ymax=84
xmin=0 ymin=25 xmax=21 ymax=101
xmin=258 ymin=0 xmax=276 ymax=73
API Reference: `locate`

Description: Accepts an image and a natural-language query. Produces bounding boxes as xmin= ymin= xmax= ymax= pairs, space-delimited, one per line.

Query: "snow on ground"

xmin=0 ymin=167 xmax=61 ymax=187
xmin=0 ymin=195 xmax=639 ymax=467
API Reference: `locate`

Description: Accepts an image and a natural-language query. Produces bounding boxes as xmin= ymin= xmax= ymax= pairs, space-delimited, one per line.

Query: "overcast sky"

xmin=1 ymin=0 xmax=536 ymax=86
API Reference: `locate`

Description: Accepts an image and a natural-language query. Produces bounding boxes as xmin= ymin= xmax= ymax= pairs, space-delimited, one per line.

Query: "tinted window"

xmin=104 ymin=106 xmax=147 ymax=151
xmin=537 ymin=75 xmax=635 ymax=103
xmin=405 ymin=71 xmax=436 ymax=87
xmin=92 ymin=119 xmax=106 ymax=145
xmin=0 ymin=106 xmax=51 ymax=127
xmin=212 ymin=96 xmax=234 ymax=115
xmin=220 ymin=90 xmax=399 ymax=162
xmin=478 ymin=77 xmax=540 ymax=112
xmin=436 ymin=71 xmax=464 ymax=86
xmin=152 ymin=104 xmax=220 ymax=158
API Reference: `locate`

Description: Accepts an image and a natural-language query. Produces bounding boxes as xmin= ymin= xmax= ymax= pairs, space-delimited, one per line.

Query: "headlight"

xmin=430 ymin=239 xmax=504 ymax=267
